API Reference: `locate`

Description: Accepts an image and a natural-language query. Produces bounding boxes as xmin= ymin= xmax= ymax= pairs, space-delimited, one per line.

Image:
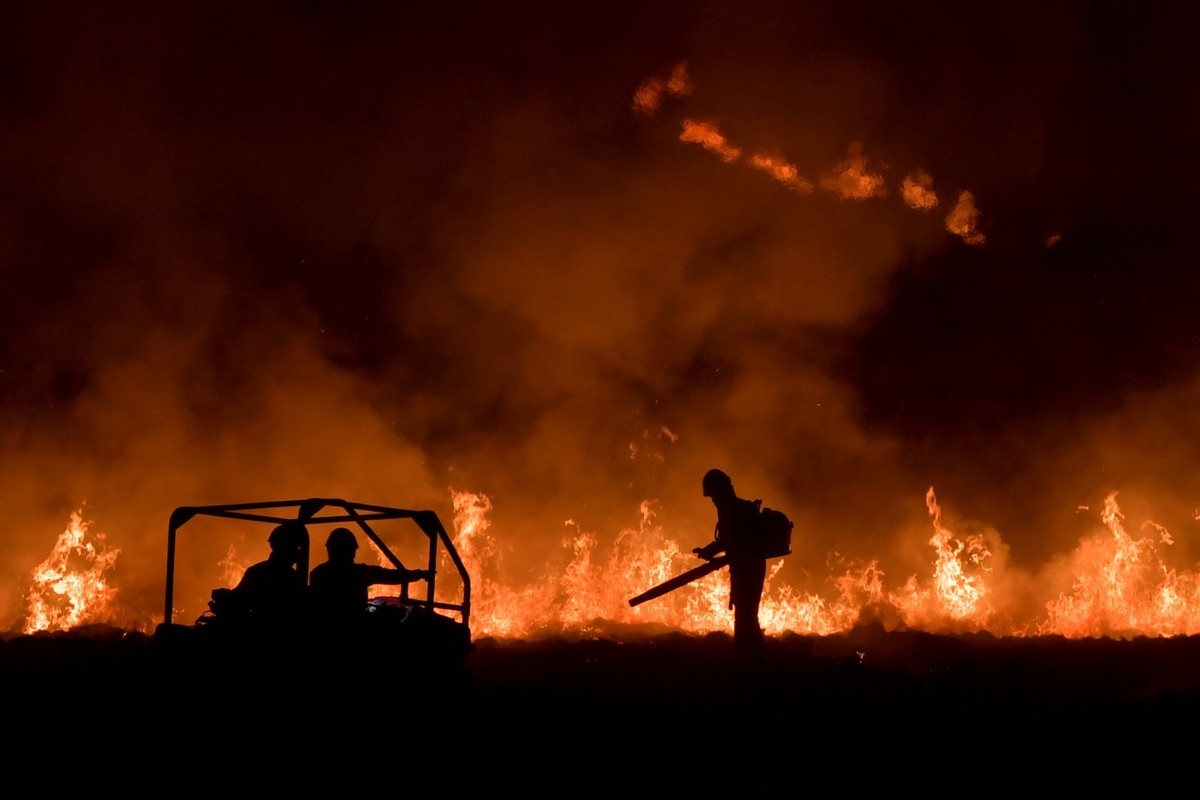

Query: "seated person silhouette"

xmin=211 ymin=521 xmax=308 ymax=629
xmin=308 ymin=527 xmax=430 ymax=627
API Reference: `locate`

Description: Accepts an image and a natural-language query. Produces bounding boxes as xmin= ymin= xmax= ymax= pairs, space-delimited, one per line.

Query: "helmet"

xmin=702 ymin=468 xmax=733 ymax=497
xmin=268 ymin=522 xmax=305 ymax=549
xmin=326 ymin=527 xmax=359 ymax=552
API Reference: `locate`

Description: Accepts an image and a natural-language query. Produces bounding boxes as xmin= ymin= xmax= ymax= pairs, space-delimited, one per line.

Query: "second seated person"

xmin=308 ymin=526 xmax=430 ymax=627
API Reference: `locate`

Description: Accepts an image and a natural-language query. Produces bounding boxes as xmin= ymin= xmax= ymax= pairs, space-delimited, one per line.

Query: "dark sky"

xmin=3 ymin=1 xmax=1199 ymax=628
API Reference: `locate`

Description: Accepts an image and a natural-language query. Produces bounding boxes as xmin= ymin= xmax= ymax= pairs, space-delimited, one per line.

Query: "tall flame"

xmin=888 ymin=487 xmax=992 ymax=629
xmin=24 ymin=509 xmax=120 ymax=634
xmin=1041 ymin=493 xmax=1200 ymax=637
xmin=443 ymin=488 xmax=556 ymax=638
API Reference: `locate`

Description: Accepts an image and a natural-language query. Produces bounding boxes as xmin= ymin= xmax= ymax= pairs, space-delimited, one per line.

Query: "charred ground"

xmin=2 ymin=624 xmax=1196 ymax=792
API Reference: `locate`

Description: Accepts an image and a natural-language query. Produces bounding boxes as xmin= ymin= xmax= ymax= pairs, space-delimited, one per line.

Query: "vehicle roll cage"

xmin=162 ymin=497 xmax=471 ymax=629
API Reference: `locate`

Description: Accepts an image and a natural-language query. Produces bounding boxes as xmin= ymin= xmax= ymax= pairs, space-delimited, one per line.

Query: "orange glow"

xmin=901 ymin=169 xmax=938 ymax=209
xmin=24 ymin=509 xmax=120 ymax=633
xmin=819 ymin=141 xmax=887 ymax=200
xmin=748 ymin=153 xmax=814 ymax=193
xmin=633 ymin=61 xmax=693 ymax=115
xmin=946 ymin=190 xmax=986 ymax=245
xmin=218 ymin=543 xmax=251 ymax=588
xmin=680 ymin=119 xmax=742 ymax=163
xmin=638 ymin=67 xmax=1006 ymax=248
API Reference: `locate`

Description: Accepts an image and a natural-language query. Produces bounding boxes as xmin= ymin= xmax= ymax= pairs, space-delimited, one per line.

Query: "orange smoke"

xmin=640 ymin=67 xmax=1002 ymax=247
xmin=819 ymin=142 xmax=887 ymax=200
xmin=678 ymin=118 xmax=817 ymax=193
xmin=748 ymin=154 xmax=814 ymax=193
xmin=901 ymin=169 xmax=939 ymax=210
xmin=633 ymin=61 xmax=693 ymax=115
xmin=680 ymin=119 xmax=742 ymax=163
xmin=946 ymin=190 xmax=986 ymax=245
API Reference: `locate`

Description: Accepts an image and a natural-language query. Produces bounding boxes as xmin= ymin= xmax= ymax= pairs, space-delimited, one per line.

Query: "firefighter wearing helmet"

xmin=702 ymin=468 xmax=734 ymax=498
xmin=308 ymin=527 xmax=431 ymax=626
xmin=223 ymin=521 xmax=308 ymax=625
xmin=693 ymin=469 xmax=767 ymax=663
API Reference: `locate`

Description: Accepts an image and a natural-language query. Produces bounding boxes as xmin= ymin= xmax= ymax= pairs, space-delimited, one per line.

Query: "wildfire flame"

xmin=1041 ymin=493 xmax=1200 ymax=637
xmin=436 ymin=485 xmax=1001 ymax=639
xmin=217 ymin=542 xmax=251 ymax=588
xmin=24 ymin=509 xmax=120 ymax=634
xmin=887 ymin=487 xmax=992 ymax=629
xmin=23 ymin=486 xmax=1200 ymax=644
xmin=434 ymin=486 xmax=1200 ymax=642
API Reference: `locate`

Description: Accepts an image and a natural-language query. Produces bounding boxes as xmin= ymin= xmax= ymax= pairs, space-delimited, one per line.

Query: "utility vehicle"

xmin=153 ymin=497 xmax=473 ymax=672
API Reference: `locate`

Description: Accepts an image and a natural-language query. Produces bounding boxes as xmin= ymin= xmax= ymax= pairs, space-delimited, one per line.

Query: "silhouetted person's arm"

xmin=359 ymin=564 xmax=431 ymax=585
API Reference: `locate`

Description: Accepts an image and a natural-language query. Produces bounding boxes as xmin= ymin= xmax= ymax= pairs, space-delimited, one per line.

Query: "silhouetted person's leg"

xmin=731 ymin=560 xmax=767 ymax=674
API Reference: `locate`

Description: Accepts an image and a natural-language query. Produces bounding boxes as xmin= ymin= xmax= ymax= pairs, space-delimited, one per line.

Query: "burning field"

xmin=4 ymin=489 xmax=1200 ymax=791
xmin=3 ymin=1 xmax=1200 ymax=789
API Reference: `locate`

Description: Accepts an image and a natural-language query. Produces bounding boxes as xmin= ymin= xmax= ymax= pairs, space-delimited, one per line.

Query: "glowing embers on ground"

xmin=24 ymin=509 xmax=120 ymax=633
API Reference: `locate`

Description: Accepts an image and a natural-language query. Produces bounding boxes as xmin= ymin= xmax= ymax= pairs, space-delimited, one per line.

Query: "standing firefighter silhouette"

xmin=629 ymin=469 xmax=793 ymax=660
